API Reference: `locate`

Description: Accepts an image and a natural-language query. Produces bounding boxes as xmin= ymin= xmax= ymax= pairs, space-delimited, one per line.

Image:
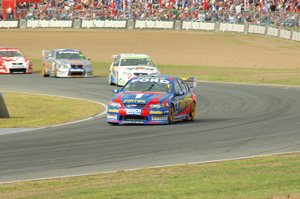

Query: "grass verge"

xmin=32 ymin=59 xmax=300 ymax=86
xmin=0 ymin=92 xmax=105 ymax=128
xmin=0 ymin=153 xmax=299 ymax=199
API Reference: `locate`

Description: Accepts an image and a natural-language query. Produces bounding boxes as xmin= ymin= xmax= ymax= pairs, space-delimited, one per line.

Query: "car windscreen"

xmin=122 ymin=81 xmax=172 ymax=93
xmin=120 ymin=58 xmax=152 ymax=66
xmin=0 ymin=50 xmax=24 ymax=57
xmin=56 ymin=51 xmax=86 ymax=60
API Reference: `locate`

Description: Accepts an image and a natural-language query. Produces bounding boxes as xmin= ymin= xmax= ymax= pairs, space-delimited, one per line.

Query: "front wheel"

xmin=109 ymin=74 xmax=114 ymax=85
xmin=168 ymin=104 xmax=175 ymax=124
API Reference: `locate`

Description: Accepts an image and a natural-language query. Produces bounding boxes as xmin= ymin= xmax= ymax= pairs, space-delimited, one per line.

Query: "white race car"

xmin=0 ymin=47 xmax=33 ymax=74
xmin=108 ymin=54 xmax=160 ymax=86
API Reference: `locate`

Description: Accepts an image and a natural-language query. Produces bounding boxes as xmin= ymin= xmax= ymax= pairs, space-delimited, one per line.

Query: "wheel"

xmin=168 ymin=104 xmax=175 ymax=124
xmin=109 ymin=74 xmax=114 ymax=85
xmin=43 ymin=68 xmax=50 ymax=77
xmin=189 ymin=102 xmax=196 ymax=121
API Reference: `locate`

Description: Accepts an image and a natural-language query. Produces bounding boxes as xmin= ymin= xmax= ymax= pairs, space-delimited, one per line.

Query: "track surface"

xmin=0 ymin=74 xmax=300 ymax=182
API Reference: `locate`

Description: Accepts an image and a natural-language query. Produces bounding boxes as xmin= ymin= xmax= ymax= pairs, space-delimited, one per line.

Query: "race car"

xmin=107 ymin=75 xmax=197 ymax=125
xmin=41 ymin=49 xmax=93 ymax=78
xmin=0 ymin=47 xmax=32 ymax=74
xmin=108 ymin=54 xmax=160 ymax=86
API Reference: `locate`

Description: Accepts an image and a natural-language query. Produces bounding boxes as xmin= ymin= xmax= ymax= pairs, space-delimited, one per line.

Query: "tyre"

xmin=42 ymin=67 xmax=49 ymax=77
xmin=168 ymin=104 xmax=175 ymax=124
xmin=109 ymin=74 xmax=114 ymax=85
xmin=189 ymin=102 xmax=196 ymax=121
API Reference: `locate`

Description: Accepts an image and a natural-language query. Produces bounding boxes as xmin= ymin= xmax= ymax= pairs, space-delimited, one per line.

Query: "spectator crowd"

xmin=2 ymin=0 xmax=300 ymax=26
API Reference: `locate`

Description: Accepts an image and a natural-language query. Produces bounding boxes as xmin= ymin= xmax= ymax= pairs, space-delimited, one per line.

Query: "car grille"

xmin=9 ymin=68 xmax=26 ymax=73
xmin=134 ymin=73 xmax=148 ymax=76
xmin=71 ymin=64 xmax=83 ymax=69
xmin=124 ymin=104 xmax=146 ymax=108
xmin=12 ymin=63 xmax=23 ymax=66
xmin=70 ymin=71 xmax=84 ymax=76
xmin=122 ymin=115 xmax=146 ymax=121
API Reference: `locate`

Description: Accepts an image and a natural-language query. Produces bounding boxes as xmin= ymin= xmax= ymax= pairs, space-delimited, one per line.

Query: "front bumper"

xmin=107 ymin=107 xmax=170 ymax=125
xmin=0 ymin=65 xmax=32 ymax=74
xmin=56 ymin=68 xmax=93 ymax=77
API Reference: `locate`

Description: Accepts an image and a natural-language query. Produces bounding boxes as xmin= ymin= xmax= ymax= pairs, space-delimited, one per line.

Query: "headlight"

xmin=149 ymin=103 xmax=167 ymax=109
xmin=108 ymin=101 xmax=122 ymax=108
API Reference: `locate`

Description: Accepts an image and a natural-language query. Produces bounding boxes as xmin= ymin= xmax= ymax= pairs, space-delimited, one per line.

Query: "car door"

xmin=177 ymin=79 xmax=193 ymax=113
xmin=172 ymin=79 xmax=186 ymax=116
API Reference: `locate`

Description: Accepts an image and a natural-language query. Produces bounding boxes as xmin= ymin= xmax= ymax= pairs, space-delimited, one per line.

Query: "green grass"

xmin=32 ymin=59 xmax=300 ymax=86
xmin=0 ymin=92 xmax=105 ymax=128
xmin=0 ymin=153 xmax=299 ymax=199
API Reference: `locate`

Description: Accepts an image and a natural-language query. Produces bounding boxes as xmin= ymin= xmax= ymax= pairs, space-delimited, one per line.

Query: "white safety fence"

xmin=0 ymin=19 xmax=299 ymax=42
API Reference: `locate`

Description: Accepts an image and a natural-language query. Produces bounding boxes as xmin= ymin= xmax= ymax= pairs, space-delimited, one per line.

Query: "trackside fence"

xmin=0 ymin=19 xmax=299 ymax=42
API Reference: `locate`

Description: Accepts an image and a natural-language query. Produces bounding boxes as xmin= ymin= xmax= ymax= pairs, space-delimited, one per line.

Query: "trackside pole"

xmin=0 ymin=92 xmax=10 ymax=118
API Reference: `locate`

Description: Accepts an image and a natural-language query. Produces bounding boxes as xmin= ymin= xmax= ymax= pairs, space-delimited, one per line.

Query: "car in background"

xmin=108 ymin=54 xmax=160 ymax=86
xmin=41 ymin=49 xmax=93 ymax=78
xmin=107 ymin=75 xmax=197 ymax=125
xmin=0 ymin=47 xmax=32 ymax=74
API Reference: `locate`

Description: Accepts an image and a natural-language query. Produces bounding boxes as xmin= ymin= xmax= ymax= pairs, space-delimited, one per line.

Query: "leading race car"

xmin=107 ymin=75 xmax=197 ymax=125
xmin=41 ymin=49 xmax=93 ymax=78
xmin=0 ymin=47 xmax=33 ymax=74
xmin=108 ymin=54 xmax=160 ymax=86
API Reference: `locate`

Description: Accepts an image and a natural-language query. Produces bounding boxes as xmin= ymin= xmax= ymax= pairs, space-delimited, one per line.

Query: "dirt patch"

xmin=0 ymin=29 xmax=299 ymax=68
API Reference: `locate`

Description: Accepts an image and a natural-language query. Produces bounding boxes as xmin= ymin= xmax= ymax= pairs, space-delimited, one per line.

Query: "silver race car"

xmin=41 ymin=49 xmax=93 ymax=78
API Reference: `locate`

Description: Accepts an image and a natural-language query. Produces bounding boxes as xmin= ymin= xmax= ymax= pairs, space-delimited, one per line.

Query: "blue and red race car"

xmin=107 ymin=75 xmax=197 ymax=125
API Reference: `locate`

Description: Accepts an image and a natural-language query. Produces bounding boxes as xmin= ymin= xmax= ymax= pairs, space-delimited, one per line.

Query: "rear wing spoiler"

xmin=183 ymin=77 xmax=197 ymax=88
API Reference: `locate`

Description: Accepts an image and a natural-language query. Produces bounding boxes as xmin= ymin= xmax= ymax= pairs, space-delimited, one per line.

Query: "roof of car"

xmin=0 ymin=47 xmax=20 ymax=51
xmin=119 ymin=54 xmax=150 ymax=59
xmin=52 ymin=49 xmax=81 ymax=52
xmin=133 ymin=75 xmax=177 ymax=82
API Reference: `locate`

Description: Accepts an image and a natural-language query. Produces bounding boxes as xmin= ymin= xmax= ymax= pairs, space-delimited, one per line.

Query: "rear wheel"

xmin=189 ymin=102 xmax=196 ymax=121
xmin=168 ymin=104 xmax=175 ymax=124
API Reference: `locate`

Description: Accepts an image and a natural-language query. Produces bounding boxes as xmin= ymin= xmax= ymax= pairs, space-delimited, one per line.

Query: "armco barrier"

xmin=219 ymin=23 xmax=245 ymax=33
xmin=292 ymin=31 xmax=300 ymax=41
xmin=0 ymin=21 xmax=19 ymax=28
xmin=182 ymin=21 xmax=215 ymax=31
xmin=279 ymin=29 xmax=292 ymax=40
xmin=0 ymin=19 xmax=299 ymax=42
xmin=81 ymin=20 xmax=127 ymax=28
xmin=26 ymin=20 xmax=73 ymax=28
xmin=266 ymin=27 xmax=279 ymax=37
xmin=248 ymin=25 xmax=266 ymax=35
xmin=135 ymin=20 xmax=174 ymax=29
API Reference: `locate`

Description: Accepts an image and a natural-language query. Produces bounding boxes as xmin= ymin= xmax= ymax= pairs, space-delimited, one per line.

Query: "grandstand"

xmin=0 ymin=0 xmax=299 ymax=27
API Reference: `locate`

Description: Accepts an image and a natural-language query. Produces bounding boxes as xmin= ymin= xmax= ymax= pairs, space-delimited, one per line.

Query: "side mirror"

xmin=88 ymin=58 xmax=91 ymax=61
xmin=176 ymin=91 xmax=184 ymax=96
xmin=113 ymin=89 xmax=119 ymax=93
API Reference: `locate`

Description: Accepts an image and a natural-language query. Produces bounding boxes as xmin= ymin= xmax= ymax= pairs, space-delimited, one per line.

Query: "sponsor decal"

xmin=81 ymin=20 xmax=127 ymax=28
xmin=123 ymin=99 xmax=146 ymax=103
xmin=0 ymin=21 xmax=18 ymax=28
xmin=108 ymin=109 xmax=119 ymax=113
xmin=126 ymin=108 xmax=142 ymax=115
xmin=107 ymin=114 xmax=118 ymax=120
xmin=150 ymin=110 xmax=163 ymax=114
xmin=131 ymin=77 xmax=170 ymax=84
xmin=152 ymin=116 xmax=168 ymax=121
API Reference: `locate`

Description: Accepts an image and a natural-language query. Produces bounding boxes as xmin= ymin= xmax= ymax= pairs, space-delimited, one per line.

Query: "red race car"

xmin=0 ymin=47 xmax=32 ymax=74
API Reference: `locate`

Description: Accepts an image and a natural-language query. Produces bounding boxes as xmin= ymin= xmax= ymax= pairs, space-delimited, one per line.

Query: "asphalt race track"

xmin=0 ymin=74 xmax=300 ymax=183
